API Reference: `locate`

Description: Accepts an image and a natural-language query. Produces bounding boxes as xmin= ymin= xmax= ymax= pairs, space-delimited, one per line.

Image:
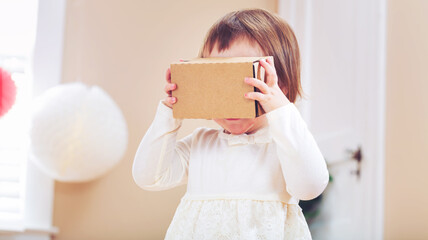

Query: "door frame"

xmin=278 ymin=0 xmax=386 ymax=239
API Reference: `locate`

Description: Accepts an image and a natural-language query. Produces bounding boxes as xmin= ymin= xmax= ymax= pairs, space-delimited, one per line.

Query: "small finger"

xmin=259 ymin=59 xmax=278 ymax=85
xmin=164 ymin=83 xmax=176 ymax=94
xmin=266 ymin=56 xmax=275 ymax=66
xmin=244 ymin=77 xmax=269 ymax=94
xmin=244 ymin=92 xmax=268 ymax=102
xmin=166 ymin=68 xmax=171 ymax=83
xmin=166 ymin=96 xmax=177 ymax=104
xmin=259 ymin=59 xmax=276 ymax=76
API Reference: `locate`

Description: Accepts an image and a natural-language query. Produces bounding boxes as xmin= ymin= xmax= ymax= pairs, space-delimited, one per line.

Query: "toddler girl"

xmin=133 ymin=8 xmax=329 ymax=240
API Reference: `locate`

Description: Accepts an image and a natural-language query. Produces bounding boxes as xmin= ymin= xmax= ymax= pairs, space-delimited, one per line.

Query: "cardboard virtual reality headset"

xmin=170 ymin=56 xmax=270 ymax=119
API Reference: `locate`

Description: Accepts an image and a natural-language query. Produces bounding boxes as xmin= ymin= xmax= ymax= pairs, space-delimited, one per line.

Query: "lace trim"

xmin=217 ymin=126 xmax=272 ymax=145
xmin=165 ymin=198 xmax=311 ymax=240
xmin=182 ymin=193 xmax=299 ymax=205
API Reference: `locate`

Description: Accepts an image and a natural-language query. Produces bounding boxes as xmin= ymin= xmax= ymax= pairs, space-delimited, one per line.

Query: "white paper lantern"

xmin=29 ymin=82 xmax=128 ymax=182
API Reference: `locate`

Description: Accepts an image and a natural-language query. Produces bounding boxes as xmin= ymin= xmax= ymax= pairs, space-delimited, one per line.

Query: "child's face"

xmin=208 ymin=37 xmax=268 ymax=135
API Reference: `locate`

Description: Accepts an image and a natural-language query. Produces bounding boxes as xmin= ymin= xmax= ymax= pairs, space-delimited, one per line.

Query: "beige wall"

xmin=385 ymin=0 xmax=428 ymax=239
xmin=54 ymin=1 xmax=277 ymax=239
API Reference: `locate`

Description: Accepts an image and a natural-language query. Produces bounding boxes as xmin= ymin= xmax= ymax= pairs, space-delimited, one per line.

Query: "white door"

xmin=279 ymin=1 xmax=386 ymax=239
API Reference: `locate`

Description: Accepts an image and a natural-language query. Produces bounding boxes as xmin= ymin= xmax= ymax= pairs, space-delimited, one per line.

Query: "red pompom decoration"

xmin=0 ymin=67 xmax=17 ymax=117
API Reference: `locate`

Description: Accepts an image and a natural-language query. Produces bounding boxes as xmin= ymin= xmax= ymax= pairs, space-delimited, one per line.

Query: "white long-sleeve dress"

xmin=133 ymin=101 xmax=329 ymax=240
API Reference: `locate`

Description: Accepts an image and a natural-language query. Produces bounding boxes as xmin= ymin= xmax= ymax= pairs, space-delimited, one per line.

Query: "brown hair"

xmin=199 ymin=9 xmax=305 ymax=103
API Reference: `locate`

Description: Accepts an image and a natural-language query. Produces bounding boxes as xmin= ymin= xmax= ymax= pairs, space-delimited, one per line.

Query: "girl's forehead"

xmin=208 ymin=37 xmax=265 ymax=58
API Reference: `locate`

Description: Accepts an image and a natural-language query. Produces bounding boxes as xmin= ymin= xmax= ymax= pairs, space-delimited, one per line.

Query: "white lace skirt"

xmin=164 ymin=198 xmax=312 ymax=240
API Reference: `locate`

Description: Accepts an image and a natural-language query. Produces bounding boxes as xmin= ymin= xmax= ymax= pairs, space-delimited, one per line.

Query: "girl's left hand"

xmin=244 ymin=57 xmax=291 ymax=113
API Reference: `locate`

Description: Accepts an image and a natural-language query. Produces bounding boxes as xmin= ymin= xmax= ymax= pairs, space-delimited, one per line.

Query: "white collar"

xmin=218 ymin=126 xmax=272 ymax=146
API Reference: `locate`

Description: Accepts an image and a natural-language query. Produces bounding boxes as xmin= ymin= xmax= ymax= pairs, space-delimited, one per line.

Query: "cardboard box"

xmin=170 ymin=57 xmax=270 ymax=119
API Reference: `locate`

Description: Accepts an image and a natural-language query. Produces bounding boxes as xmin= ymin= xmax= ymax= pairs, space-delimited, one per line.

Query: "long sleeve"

xmin=266 ymin=103 xmax=329 ymax=201
xmin=132 ymin=101 xmax=192 ymax=191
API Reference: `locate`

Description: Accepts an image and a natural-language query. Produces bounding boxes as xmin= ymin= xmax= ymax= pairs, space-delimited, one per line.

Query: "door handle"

xmin=346 ymin=145 xmax=363 ymax=179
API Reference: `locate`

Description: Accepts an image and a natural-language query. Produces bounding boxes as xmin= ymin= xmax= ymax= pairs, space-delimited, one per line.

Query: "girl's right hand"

xmin=163 ymin=67 xmax=177 ymax=109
